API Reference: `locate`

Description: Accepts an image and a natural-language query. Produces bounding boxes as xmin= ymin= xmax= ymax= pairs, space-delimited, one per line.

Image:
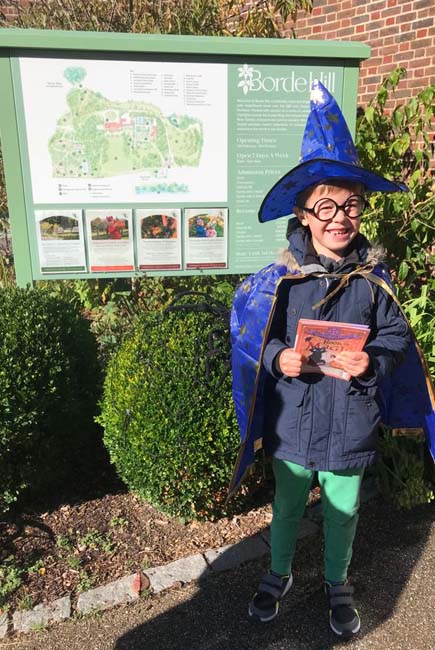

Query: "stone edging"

xmin=0 ymin=477 xmax=377 ymax=638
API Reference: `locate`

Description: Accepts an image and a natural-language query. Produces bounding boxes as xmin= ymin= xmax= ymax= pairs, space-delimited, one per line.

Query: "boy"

xmin=230 ymin=80 xmax=416 ymax=638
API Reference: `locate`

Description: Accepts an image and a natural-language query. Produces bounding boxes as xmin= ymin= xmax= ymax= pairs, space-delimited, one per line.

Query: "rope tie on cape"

xmin=311 ymin=263 xmax=376 ymax=310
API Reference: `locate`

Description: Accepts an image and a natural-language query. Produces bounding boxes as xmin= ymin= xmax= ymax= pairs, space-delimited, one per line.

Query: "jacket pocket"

xmin=343 ymin=394 xmax=381 ymax=454
xmin=265 ymin=379 xmax=306 ymax=453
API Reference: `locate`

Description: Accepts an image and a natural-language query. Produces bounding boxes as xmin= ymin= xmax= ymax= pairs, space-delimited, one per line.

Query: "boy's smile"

xmin=295 ymin=185 xmax=363 ymax=261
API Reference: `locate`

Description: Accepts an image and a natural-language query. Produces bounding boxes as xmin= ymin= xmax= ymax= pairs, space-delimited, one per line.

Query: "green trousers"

xmin=271 ymin=458 xmax=364 ymax=583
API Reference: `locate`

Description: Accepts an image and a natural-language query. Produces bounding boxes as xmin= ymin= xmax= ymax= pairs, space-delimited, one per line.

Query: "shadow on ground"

xmin=115 ymin=497 xmax=435 ymax=650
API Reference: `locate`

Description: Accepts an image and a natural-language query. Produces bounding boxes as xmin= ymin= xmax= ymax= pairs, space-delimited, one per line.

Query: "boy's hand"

xmin=335 ymin=351 xmax=371 ymax=378
xmin=278 ymin=348 xmax=305 ymax=377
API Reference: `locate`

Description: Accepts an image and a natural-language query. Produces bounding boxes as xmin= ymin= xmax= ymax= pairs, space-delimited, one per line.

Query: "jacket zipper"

xmin=325 ymin=294 xmax=340 ymax=465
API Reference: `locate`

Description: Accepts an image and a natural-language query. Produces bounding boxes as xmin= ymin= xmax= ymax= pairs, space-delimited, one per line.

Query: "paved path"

xmin=1 ymin=497 xmax=434 ymax=650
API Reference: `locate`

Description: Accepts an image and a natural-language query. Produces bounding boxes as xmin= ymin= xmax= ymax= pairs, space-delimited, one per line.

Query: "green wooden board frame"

xmin=0 ymin=29 xmax=369 ymax=286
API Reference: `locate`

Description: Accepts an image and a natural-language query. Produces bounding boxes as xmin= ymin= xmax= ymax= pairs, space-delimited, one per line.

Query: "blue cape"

xmin=229 ymin=263 xmax=435 ymax=497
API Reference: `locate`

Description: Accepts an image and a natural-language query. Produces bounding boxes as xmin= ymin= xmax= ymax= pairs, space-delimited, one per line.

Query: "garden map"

xmin=49 ymin=86 xmax=203 ymax=180
xmin=18 ymin=58 xmax=227 ymax=204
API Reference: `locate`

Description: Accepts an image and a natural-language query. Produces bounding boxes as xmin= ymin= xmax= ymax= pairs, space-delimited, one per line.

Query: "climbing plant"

xmin=356 ymin=67 xmax=435 ymax=508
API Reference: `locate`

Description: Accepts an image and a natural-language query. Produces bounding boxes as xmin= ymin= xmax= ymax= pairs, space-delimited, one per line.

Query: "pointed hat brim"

xmin=258 ymin=158 xmax=408 ymax=223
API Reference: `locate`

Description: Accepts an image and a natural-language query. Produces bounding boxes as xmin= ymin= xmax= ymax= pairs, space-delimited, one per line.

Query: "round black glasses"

xmin=300 ymin=194 xmax=367 ymax=222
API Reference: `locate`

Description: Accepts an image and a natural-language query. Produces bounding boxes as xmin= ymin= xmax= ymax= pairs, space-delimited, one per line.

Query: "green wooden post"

xmin=0 ymin=53 xmax=33 ymax=286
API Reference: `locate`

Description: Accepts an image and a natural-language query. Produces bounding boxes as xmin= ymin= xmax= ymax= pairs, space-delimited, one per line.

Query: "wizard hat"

xmin=258 ymin=80 xmax=408 ymax=223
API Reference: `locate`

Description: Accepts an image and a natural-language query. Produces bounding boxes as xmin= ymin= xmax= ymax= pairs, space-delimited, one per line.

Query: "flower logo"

xmin=237 ymin=64 xmax=254 ymax=95
xmin=310 ymin=80 xmax=326 ymax=105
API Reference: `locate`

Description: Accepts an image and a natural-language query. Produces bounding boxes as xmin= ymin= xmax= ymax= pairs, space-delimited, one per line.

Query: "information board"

xmin=0 ymin=29 xmax=369 ymax=285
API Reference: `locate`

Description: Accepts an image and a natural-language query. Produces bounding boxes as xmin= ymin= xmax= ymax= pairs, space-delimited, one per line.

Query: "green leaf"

xmin=392 ymin=108 xmax=403 ymax=128
xmin=377 ymin=87 xmax=388 ymax=109
xmin=419 ymin=87 xmax=435 ymax=106
xmin=364 ymin=105 xmax=375 ymax=125
xmin=398 ymin=261 xmax=409 ymax=281
xmin=406 ymin=98 xmax=418 ymax=120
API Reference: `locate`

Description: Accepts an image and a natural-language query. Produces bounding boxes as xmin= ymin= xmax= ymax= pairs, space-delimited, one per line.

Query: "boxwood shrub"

xmin=0 ymin=287 xmax=100 ymax=513
xmin=99 ymin=301 xmax=239 ymax=519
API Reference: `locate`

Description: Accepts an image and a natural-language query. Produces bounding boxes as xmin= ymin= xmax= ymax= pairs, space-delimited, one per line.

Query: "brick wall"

xmin=0 ymin=0 xmax=30 ymax=19
xmin=290 ymin=0 xmax=435 ymax=105
xmin=2 ymin=1 xmax=434 ymax=105
xmin=0 ymin=3 xmax=17 ymax=18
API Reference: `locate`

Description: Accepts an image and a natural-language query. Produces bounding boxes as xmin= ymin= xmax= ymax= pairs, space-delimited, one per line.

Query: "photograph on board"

xmin=35 ymin=209 xmax=86 ymax=273
xmin=90 ymin=214 xmax=130 ymax=240
xmin=136 ymin=209 xmax=181 ymax=270
xmin=184 ymin=208 xmax=228 ymax=269
xmin=85 ymin=209 xmax=134 ymax=272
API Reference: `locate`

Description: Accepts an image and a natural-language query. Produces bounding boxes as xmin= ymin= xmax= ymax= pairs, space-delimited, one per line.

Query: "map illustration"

xmin=48 ymin=67 xmax=203 ymax=180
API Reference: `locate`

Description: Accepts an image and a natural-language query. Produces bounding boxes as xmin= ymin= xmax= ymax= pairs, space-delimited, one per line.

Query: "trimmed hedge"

xmin=99 ymin=303 xmax=239 ymax=519
xmin=0 ymin=287 xmax=100 ymax=513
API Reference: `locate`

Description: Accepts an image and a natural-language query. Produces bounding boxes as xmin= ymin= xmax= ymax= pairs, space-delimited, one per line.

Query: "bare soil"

xmin=0 ymin=456 xmax=320 ymax=615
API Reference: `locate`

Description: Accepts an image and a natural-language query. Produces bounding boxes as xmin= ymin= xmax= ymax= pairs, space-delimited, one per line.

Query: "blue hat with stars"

xmin=258 ymin=80 xmax=408 ymax=223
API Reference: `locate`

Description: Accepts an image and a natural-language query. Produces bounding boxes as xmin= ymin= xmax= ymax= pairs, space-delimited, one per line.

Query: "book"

xmin=294 ymin=318 xmax=370 ymax=381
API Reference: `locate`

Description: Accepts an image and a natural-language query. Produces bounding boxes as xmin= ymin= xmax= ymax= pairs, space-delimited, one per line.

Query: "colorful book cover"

xmin=294 ymin=319 xmax=370 ymax=381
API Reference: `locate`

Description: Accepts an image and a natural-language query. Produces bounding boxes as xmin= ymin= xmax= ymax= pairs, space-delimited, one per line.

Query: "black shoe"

xmin=248 ymin=572 xmax=293 ymax=623
xmin=325 ymin=581 xmax=360 ymax=638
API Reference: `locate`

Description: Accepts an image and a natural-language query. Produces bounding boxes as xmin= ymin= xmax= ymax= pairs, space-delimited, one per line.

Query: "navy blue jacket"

xmin=262 ymin=228 xmax=411 ymax=471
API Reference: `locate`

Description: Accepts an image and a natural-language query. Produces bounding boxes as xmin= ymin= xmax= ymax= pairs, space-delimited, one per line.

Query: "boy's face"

xmin=295 ymin=184 xmax=362 ymax=260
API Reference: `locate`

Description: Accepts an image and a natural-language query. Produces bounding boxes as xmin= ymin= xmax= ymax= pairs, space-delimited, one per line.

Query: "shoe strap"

xmin=258 ymin=573 xmax=288 ymax=599
xmin=327 ymin=584 xmax=355 ymax=608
